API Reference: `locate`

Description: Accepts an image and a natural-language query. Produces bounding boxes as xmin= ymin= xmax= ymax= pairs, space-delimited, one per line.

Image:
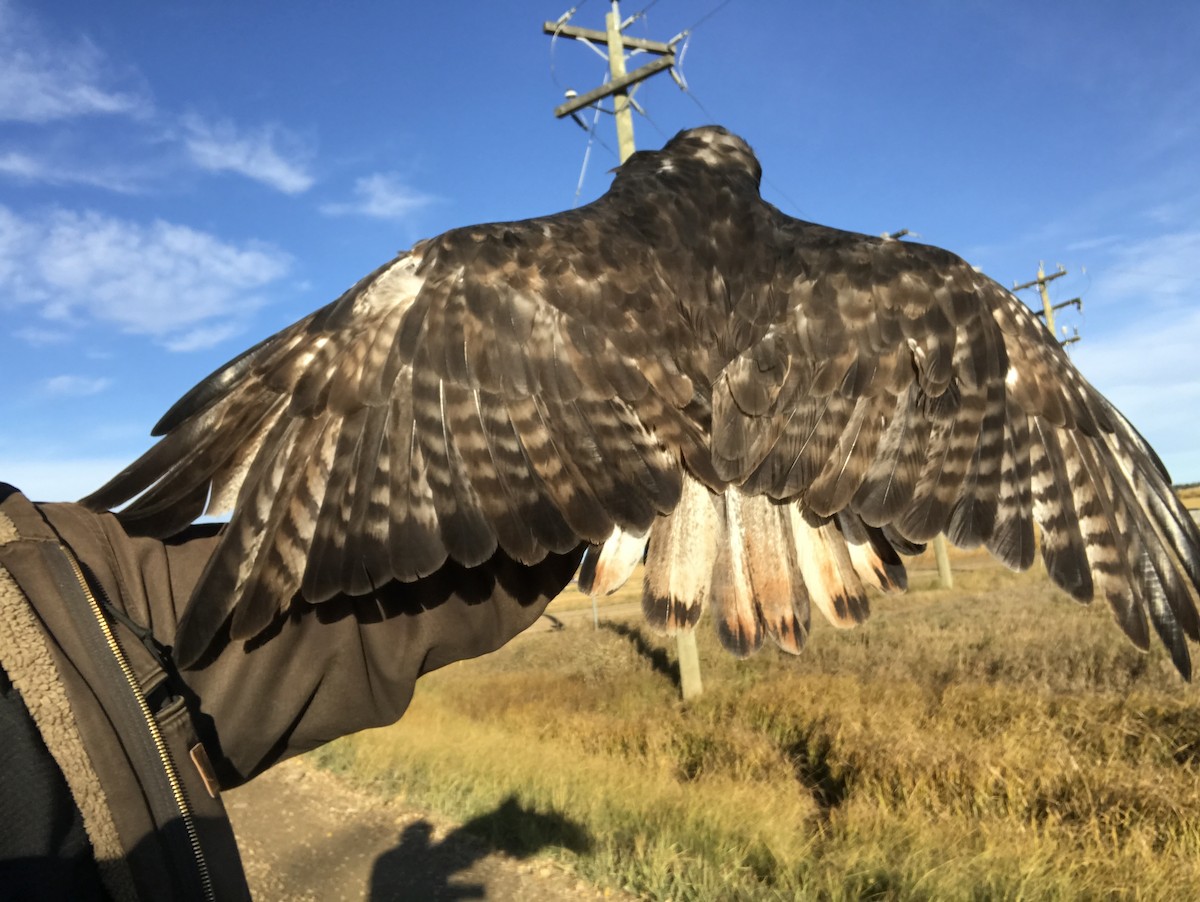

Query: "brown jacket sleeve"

xmin=36 ymin=500 xmax=582 ymax=788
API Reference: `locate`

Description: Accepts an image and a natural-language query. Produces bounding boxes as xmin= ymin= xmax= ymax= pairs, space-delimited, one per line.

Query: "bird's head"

xmin=659 ymin=125 xmax=763 ymax=187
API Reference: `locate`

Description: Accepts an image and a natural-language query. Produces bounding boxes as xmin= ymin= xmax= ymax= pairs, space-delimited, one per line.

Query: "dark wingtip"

xmin=173 ymin=567 xmax=241 ymax=669
xmin=877 ymin=563 xmax=908 ymax=593
xmin=1043 ymin=546 xmax=1094 ymax=603
xmin=152 ymin=334 xmax=274 ymax=436
xmin=1175 ymin=649 xmax=1192 ymax=683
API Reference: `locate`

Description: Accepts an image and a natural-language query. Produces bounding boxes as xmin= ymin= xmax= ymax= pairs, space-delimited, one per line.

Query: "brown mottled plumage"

xmin=84 ymin=126 xmax=1200 ymax=675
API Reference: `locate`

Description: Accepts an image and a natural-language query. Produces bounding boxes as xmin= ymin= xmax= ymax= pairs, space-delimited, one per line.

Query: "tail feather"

xmin=720 ymin=492 xmax=808 ymax=655
xmin=788 ymin=506 xmax=870 ymax=628
xmin=709 ymin=494 xmax=766 ymax=657
xmin=642 ymin=474 xmax=721 ymax=633
xmin=640 ymin=480 xmax=889 ymax=653
xmin=578 ymin=526 xmax=648 ymax=597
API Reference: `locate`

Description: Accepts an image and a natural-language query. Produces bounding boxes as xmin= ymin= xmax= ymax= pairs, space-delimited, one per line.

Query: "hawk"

xmin=84 ymin=126 xmax=1200 ymax=674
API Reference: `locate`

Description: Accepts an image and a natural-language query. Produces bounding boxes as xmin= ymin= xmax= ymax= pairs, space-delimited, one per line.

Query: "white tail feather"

xmin=581 ymin=525 xmax=649 ymax=596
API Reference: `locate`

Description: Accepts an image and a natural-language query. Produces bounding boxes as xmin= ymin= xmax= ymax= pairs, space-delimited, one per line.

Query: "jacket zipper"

xmin=62 ymin=550 xmax=216 ymax=902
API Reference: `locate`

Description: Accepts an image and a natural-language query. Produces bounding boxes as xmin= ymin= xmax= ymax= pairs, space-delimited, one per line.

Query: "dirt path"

xmin=224 ymin=755 xmax=627 ymax=901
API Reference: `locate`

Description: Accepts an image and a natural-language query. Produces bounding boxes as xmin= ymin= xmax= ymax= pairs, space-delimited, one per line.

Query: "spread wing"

xmin=685 ymin=213 xmax=1200 ymax=674
xmin=84 ymin=205 xmax=717 ymax=665
xmin=83 ymin=126 xmax=1200 ymax=675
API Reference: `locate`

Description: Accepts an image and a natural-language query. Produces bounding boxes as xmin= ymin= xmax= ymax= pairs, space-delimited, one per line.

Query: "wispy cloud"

xmin=321 ymin=172 xmax=433 ymax=221
xmin=163 ymin=321 xmax=245 ymax=353
xmin=13 ymin=325 xmax=70 ymax=346
xmin=0 ymin=0 xmax=150 ymax=123
xmin=0 ymin=204 xmax=291 ymax=350
xmin=0 ymin=149 xmax=145 ymax=193
xmin=181 ymin=113 xmax=314 ymax=194
xmin=1064 ymin=234 xmax=1121 ymax=254
xmin=0 ymin=150 xmax=44 ymax=179
xmin=0 ymin=7 xmax=317 ymax=196
xmin=1084 ymin=229 xmax=1200 ymax=312
xmin=42 ymin=374 xmax=113 ymax=397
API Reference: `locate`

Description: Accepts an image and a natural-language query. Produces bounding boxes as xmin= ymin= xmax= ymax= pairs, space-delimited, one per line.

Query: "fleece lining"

xmin=0 ymin=511 xmax=139 ymax=902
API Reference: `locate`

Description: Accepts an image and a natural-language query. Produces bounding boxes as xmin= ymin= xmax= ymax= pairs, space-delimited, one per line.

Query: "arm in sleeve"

xmin=180 ymin=547 xmax=582 ymax=787
xmin=35 ymin=498 xmax=582 ymax=789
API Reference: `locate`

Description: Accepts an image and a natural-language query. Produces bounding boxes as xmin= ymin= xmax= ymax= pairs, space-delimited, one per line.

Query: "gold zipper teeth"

xmin=65 ymin=553 xmax=216 ymax=902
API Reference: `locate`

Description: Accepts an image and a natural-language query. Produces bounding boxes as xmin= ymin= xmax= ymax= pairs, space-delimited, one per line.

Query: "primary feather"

xmin=82 ymin=126 xmax=1200 ymax=674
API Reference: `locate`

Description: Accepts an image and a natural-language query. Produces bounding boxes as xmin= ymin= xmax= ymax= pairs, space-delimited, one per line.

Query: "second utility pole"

xmin=1013 ymin=262 xmax=1082 ymax=346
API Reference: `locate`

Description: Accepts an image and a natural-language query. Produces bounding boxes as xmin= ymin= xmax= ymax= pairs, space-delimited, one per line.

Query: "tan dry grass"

xmin=313 ymin=558 xmax=1200 ymax=900
xmin=1177 ymin=484 xmax=1200 ymax=511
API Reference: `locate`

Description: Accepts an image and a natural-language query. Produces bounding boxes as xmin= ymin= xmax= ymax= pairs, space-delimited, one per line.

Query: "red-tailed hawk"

xmin=84 ymin=126 xmax=1200 ymax=673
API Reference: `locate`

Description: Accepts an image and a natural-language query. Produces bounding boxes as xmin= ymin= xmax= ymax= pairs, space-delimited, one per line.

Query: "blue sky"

xmin=2 ymin=0 xmax=1198 ymax=503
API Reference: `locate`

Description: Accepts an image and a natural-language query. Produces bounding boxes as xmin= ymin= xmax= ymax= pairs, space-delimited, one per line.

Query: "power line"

xmin=679 ymin=73 xmax=720 ymax=122
xmin=661 ymin=14 xmax=806 ymax=217
xmin=550 ymin=0 xmax=591 ymax=28
xmin=547 ymin=1 xmax=601 ymax=94
xmin=679 ymin=0 xmax=736 ymax=38
xmin=628 ymin=0 xmax=663 ymax=23
xmin=573 ymin=102 xmax=605 ymax=207
xmin=636 ymin=103 xmax=671 ymax=142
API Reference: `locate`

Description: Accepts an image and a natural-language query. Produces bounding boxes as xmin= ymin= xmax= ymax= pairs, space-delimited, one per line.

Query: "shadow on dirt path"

xmin=368 ymin=797 xmax=592 ymax=900
xmin=224 ymin=756 xmax=628 ymax=901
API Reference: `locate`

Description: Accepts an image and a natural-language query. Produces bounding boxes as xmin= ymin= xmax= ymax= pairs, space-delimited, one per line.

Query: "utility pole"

xmin=1013 ymin=262 xmax=1082 ymax=346
xmin=544 ymin=2 xmax=679 ymax=164
xmin=932 ymin=533 xmax=953 ymax=589
xmin=545 ymin=3 xmax=703 ymax=701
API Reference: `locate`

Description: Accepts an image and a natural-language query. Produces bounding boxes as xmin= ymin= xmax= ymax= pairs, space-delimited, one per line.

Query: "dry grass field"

xmin=312 ymin=549 xmax=1200 ymax=900
xmin=1178 ymin=483 xmax=1200 ymax=512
